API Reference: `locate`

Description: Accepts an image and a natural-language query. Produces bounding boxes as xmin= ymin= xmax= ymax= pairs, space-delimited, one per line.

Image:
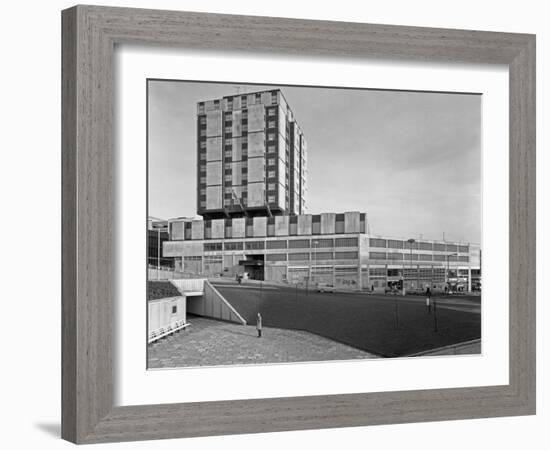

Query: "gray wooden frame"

xmin=62 ymin=5 xmax=536 ymax=444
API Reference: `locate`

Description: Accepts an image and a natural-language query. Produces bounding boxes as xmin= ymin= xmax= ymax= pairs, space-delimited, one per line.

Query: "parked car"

xmin=317 ymin=283 xmax=335 ymax=293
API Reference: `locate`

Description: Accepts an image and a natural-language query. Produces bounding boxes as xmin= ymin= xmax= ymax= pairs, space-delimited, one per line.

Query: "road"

xmin=211 ymin=280 xmax=481 ymax=357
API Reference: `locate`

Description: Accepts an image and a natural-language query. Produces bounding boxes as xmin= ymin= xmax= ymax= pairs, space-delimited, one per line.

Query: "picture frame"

xmin=61 ymin=4 xmax=536 ymax=444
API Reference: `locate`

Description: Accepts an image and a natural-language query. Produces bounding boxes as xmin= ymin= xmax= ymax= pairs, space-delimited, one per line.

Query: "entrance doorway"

xmin=239 ymin=255 xmax=265 ymax=280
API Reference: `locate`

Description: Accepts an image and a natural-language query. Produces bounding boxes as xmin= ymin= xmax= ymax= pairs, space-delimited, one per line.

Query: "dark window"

xmin=312 ymin=214 xmax=321 ymax=235
xmin=224 ymin=241 xmax=243 ymax=251
xmin=335 ymin=237 xmax=358 ymax=247
xmin=172 ymin=305 xmax=177 ymax=314
xmin=335 ymin=251 xmax=359 ymax=260
xmin=266 ymin=240 xmax=287 ymax=249
xmin=446 ymin=244 xmax=459 ymax=253
xmin=314 ymin=252 xmax=333 ymax=260
xmin=369 ymin=238 xmax=386 ymax=248
xmin=204 ymin=242 xmax=223 ymax=251
xmin=313 ymin=238 xmax=333 ymax=248
xmin=266 ymin=253 xmax=287 ymax=262
xmin=369 ymin=252 xmax=387 ymax=259
xmin=288 ymin=253 xmax=310 ymax=261
xmin=360 ymin=213 xmax=366 ymax=233
xmin=387 ymin=252 xmax=403 ymax=260
xmin=387 ymin=240 xmax=404 ymax=249
xmin=418 ymin=242 xmax=433 ymax=251
xmin=184 ymin=222 xmax=192 ymax=240
xmin=245 ymin=241 xmax=265 ymax=250
xmin=335 ymin=213 xmax=345 ymax=233
xmin=289 ymin=239 xmax=310 ymax=249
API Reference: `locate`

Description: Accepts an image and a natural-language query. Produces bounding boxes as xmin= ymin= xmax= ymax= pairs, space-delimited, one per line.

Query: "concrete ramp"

xmin=170 ymin=278 xmax=206 ymax=297
xmin=171 ymin=278 xmax=246 ymax=325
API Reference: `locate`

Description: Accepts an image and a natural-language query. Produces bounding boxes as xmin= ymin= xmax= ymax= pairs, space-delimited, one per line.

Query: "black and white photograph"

xmin=146 ymin=80 xmax=482 ymax=368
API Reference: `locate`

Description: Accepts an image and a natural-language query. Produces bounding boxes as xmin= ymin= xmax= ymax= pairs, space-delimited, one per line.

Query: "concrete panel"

xmin=248 ymin=104 xmax=265 ymax=132
xmin=206 ymin=136 xmax=222 ymax=161
xmin=253 ymin=217 xmax=267 ymax=237
xmin=275 ymin=215 xmax=289 ymax=236
xmin=231 ymin=161 xmax=243 ymax=186
xmin=248 ymin=131 xmax=265 ymax=158
xmin=278 ymin=157 xmax=285 ymax=184
xmin=191 ymin=220 xmax=204 ymax=240
xmin=204 ymin=100 xmax=219 ymax=112
xmin=232 ymin=218 xmax=245 ymax=238
xmin=211 ymin=219 xmax=225 ymax=239
xmin=169 ymin=221 xmax=184 ymax=240
xmin=278 ymin=105 xmax=286 ymax=136
xmin=278 ymin=182 xmax=285 ymax=209
xmin=206 ymin=185 xmax=221 ymax=209
xmin=206 ymin=110 xmax=222 ymax=136
xmin=321 ymin=213 xmax=336 ymax=234
xmin=248 ymin=157 xmax=265 ymax=183
xmin=278 ymin=133 xmax=286 ymax=164
xmin=232 ymin=110 xmax=242 ymax=137
xmin=231 ymin=137 xmax=242 ymax=162
xmin=206 ymin=161 xmax=222 ymax=185
xmin=232 ymin=96 xmax=242 ymax=110
xmin=345 ymin=211 xmax=361 ymax=233
xmin=297 ymin=214 xmax=312 ymax=235
xmin=181 ymin=241 xmax=203 ymax=256
xmin=163 ymin=241 xmax=184 ymax=257
xmin=262 ymin=91 xmax=273 ymax=105
xmin=265 ymin=264 xmax=286 ymax=283
xmin=231 ymin=185 xmax=245 ymax=204
xmin=248 ymin=182 xmax=265 ymax=207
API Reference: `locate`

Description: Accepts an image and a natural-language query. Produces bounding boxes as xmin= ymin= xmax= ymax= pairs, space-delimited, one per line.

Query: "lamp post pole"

xmin=446 ymin=252 xmax=458 ymax=292
xmin=157 ymin=228 xmax=161 ymax=272
xmin=407 ymin=238 xmax=415 ymax=292
xmin=313 ymin=240 xmax=319 ymax=288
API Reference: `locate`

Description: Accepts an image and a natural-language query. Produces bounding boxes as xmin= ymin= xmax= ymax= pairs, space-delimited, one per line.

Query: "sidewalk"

xmin=148 ymin=316 xmax=377 ymax=368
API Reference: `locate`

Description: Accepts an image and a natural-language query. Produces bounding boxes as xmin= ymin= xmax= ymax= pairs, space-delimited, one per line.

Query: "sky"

xmin=148 ymin=80 xmax=481 ymax=243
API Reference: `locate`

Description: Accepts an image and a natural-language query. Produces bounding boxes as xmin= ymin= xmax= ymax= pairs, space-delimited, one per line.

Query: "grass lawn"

xmin=147 ymin=281 xmax=181 ymax=300
xmin=212 ymin=283 xmax=481 ymax=357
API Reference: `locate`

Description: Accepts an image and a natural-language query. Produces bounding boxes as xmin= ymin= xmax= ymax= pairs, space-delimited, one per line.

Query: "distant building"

xmin=197 ymin=89 xmax=307 ymax=219
xmin=147 ymin=217 xmax=172 ymax=269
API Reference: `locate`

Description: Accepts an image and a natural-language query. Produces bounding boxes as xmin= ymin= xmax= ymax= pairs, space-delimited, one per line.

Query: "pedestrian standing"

xmin=426 ymin=287 xmax=432 ymax=314
xmin=256 ymin=312 xmax=262 ymax=338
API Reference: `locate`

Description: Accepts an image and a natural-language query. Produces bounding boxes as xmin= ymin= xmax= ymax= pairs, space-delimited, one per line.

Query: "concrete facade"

xmin=163 ymin=212 xmax=480 ymax=292
xmin=197 ymin=89 xmax=307 ymax=219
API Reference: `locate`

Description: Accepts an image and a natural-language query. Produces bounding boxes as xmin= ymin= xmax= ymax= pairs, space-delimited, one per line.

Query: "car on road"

xmin=317 ymin=283 xmax=335 ymax=293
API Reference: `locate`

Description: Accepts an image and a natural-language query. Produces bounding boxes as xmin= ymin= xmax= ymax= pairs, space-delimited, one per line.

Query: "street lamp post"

xmin=157 ymin=227 xmax=161 ymax=272
xmin=407 ymin=238 xmax=415 ymax=293
xmin=446 ymin=252 xmax=458 ymax=292
xmin=313 ymin=240 xmax=319 ymax=288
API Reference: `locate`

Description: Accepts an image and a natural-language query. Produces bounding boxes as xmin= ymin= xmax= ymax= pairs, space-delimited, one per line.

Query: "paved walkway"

xmin=148 ymin=316 xmax=377 ymax=368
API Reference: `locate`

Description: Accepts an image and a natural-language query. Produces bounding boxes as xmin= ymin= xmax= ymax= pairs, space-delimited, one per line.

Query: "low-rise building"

xmin=163 ymin=212 xmax=481 ymax=292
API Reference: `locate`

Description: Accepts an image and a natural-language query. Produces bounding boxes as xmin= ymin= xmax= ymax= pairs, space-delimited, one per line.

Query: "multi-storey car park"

xmin=159 ymin=88 xmax=481 ymax=293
